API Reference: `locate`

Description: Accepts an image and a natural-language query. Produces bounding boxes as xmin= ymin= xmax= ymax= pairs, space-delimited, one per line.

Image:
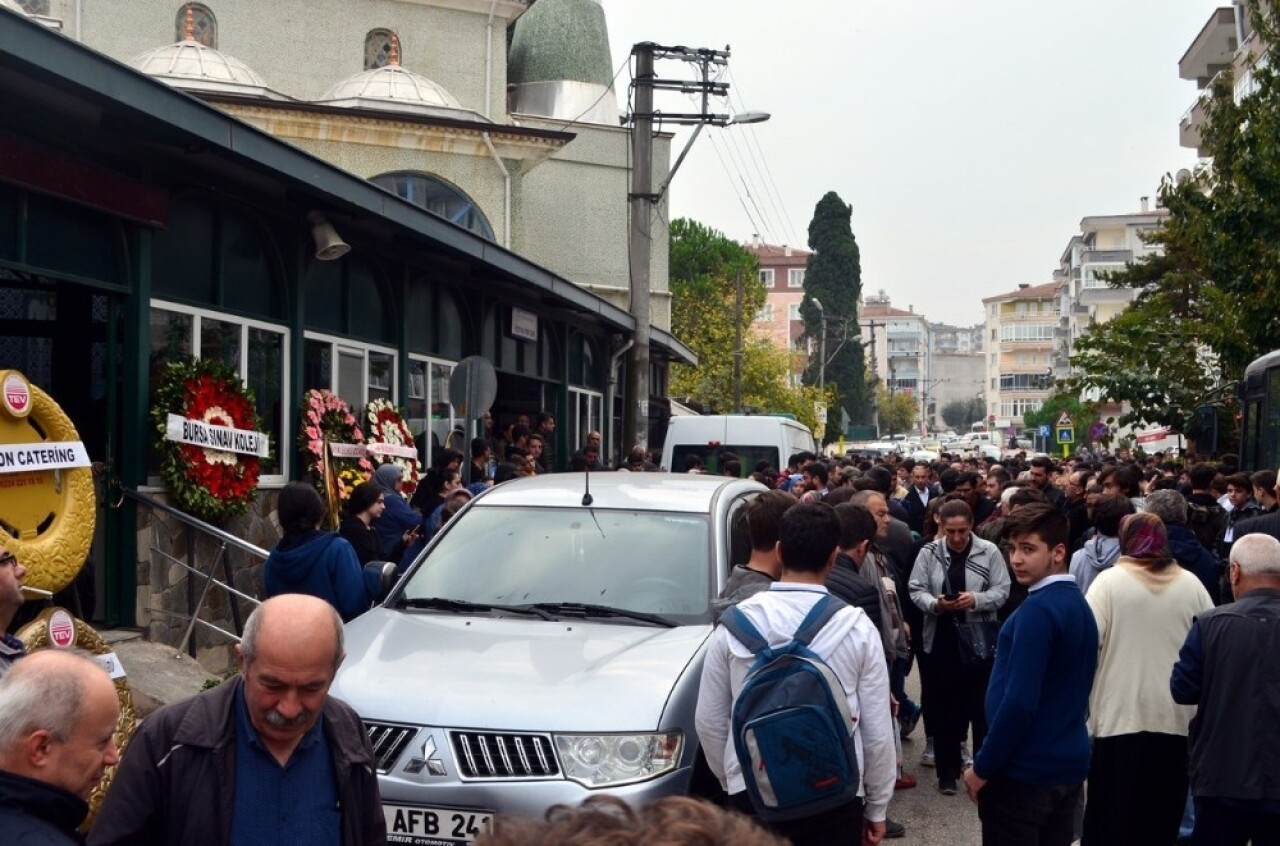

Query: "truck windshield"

xmin=400 ymin=506 xmax=713 ymax=622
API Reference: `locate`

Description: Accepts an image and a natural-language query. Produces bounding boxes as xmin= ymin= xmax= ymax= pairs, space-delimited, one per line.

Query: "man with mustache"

xmin=0 ymin=650 xmax=121 ymax=844
xmin=89 ymin=594 xmax=386 ymax=846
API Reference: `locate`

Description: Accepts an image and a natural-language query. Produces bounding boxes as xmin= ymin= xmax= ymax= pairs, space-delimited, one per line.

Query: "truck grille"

xmin=364 ymin=722 xmax=417 ymax=773
xmin=450 ymin=731 xmax=560 ymax=778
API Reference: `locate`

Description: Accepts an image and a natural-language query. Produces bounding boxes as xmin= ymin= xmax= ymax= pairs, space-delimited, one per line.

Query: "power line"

xmin=707 ymin=131 xmax=766 ymax=239
xmin=726 ymin=67 xmax=802 ymax=247
xmin=720 ymin=126 xmax=779 ymax=244
xmin=552 ymin=54 xmax=632 ymax=133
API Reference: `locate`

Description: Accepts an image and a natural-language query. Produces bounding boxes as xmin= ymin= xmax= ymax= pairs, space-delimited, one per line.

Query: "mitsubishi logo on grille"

xmin=405 ymin=734 xmax=447 ymax=777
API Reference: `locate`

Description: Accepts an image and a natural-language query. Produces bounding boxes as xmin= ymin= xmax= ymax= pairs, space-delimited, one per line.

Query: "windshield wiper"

xmin=529 ymin=602 xmax=678 ymax=628
xmin=396 ymin=597 xmax=554 ymax=620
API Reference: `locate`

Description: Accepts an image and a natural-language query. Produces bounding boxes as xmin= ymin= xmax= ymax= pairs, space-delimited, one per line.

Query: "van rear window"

xmin=670 ymin=444 xmax=780 ymax=477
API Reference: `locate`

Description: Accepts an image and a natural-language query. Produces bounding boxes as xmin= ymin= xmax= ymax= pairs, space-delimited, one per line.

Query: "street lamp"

xmin=811 ymin=298 xmax=827 ymax=391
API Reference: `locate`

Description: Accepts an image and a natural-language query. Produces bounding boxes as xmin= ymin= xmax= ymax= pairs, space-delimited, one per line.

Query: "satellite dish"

xmin=1176 ymin=168 xmax=1192 ymax=184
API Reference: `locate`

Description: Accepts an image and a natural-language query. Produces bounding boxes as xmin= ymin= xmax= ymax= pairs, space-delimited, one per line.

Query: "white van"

xmin=661 ymin=415 xmax=817 ymax=475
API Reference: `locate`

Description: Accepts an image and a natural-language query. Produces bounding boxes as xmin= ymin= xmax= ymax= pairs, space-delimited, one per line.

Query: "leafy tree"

xmin=799 ymin=192 xmax=869 ymax=439
xmin=667 ymin=218 xmax=829 ymax=434
xmin=1066 ymin=1 xmax=1280 ymax=437
xmin=1023 ymin=393 xmax=1100 ymax=452
xmin=875 ymin=383 xmax=917 ymax=437
xmin=941 ymin=398 xmax=983 ymax=431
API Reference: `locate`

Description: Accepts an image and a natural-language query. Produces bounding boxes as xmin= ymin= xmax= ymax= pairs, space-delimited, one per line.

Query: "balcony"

xmin=1179 ymin=7 xmax=1238 ymax=85
xmin=1081 ymin=249 xmax=1133 ymax=265
xmin=1181 ymin=91 xmax=1210 ymax=155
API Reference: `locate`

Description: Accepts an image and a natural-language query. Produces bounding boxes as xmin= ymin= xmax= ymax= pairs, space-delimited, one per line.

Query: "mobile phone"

xmin=943 ymin=592 xmax=959 ymax=602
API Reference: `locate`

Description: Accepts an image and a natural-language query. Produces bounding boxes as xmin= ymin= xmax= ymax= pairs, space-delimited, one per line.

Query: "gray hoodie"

xmin=1070 ymin=534 xmax=1121 ymax=595
xmin=710 ymin=565 xmax=776 ymax=624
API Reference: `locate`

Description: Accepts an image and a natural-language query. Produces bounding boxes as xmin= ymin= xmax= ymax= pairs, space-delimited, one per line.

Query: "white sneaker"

xmin=921 ymin=737 xmax=936 ymax=768
xmin=961 ymin=742 xmax=973 ymax=768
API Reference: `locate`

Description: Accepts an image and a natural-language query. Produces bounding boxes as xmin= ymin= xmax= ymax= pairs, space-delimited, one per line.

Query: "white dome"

xmin=319 ymin=65 xmax=465 ymax=116
xmin=130 ymin=39 xmax=277 ymax=98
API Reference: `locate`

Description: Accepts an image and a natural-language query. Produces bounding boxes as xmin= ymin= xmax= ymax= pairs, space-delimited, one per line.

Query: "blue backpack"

xmin=720 ymin=594 xmax=860 ymax=821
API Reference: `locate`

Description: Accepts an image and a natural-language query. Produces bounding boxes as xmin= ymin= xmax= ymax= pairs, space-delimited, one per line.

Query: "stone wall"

xmin=134 ymin=488 xmax=282 ymax=674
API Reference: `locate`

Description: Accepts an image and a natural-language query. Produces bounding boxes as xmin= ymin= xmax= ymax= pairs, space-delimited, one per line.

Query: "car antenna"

xmin=581 ymin=465 xmax=593 ymax=506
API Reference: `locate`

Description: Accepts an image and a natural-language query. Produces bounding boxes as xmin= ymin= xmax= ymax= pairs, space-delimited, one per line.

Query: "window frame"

xmin=407 ymin=353 xmax=458 ymax=469
xmin=150 ymin=299 xmax=290 ymax=486
xmin=758 ymin=269 xmax=775 ymax=288
xmin=303 ymin=330 xmax=399 ymax=410
xmin=787 ymin=268 xmax=805 ymax=288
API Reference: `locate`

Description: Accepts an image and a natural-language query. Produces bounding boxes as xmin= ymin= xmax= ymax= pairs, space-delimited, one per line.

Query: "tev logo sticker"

xmin=48 ymin=609 xmax=76 ymax=648
xmin=1 ymin=371 xmax=32 ymax=418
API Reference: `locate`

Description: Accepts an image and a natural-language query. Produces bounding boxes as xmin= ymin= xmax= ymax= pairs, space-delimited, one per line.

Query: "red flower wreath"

xmin=152 ymin=359 xmax=265 ymax=523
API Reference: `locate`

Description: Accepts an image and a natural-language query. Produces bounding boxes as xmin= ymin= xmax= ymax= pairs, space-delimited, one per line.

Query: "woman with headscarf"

xmin=1081 ymin=511 xmax=1213 ymax=846
xmin=370 ymin=463 xmax=420 ymax=560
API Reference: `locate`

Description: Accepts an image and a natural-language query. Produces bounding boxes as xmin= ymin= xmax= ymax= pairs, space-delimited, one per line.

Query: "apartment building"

xmin=929 ymin=321 xmax=984 ymax=355
xmin=1180 ymin=3 xmax=1254 ymax=156
xmin=982 ymin=282 xmax=1059 ymax=431
xmin=1054 ymin=201 xmax=1169 ymax=376
xmin=745 ymin=241 xmax=810 ymax=386
xmin=861 ymin=292 xmax=931 ymax=427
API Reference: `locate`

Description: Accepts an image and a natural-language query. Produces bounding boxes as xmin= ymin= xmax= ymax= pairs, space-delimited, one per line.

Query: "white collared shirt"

xmin=1028 ymin=573 xmax=1078 ymax=592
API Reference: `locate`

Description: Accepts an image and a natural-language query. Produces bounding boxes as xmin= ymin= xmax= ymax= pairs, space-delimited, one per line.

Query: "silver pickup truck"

xmin=331 ymin=473 xmax=763 ymax=846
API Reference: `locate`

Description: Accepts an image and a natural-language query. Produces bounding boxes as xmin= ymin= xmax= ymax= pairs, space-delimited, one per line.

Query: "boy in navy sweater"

xmin=963 ymin=503 xmax=1098 ymax=846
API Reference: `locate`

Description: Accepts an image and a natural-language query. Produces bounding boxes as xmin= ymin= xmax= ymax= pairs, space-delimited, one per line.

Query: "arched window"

xmin=175 ymin=3 xmax=217 ymax=48
xmin=17 ymin=0 xmax=50 ymax=15
xmin=364 ymin=28 xmax=395 ymax=70
xmin=370 ymin=172 xmax=496 ymax=242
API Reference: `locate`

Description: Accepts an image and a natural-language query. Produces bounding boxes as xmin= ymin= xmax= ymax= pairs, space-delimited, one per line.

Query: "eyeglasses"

xmin=0 ymin=553 xmax=16 ymax=568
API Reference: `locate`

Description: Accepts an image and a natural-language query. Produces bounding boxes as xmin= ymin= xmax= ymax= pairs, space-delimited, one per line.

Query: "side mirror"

xmin=363 ymin=561 xmax=400 ymax=601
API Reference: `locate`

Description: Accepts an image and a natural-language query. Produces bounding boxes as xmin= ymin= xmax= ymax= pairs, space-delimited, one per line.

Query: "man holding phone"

xmin=909 ymin=499 xmax=1010 ymax=796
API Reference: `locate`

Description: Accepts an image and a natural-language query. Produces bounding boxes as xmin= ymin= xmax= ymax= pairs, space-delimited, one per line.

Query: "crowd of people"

xmin=3 ymin=440 xmax=1279 ymax=845
xmin=694 ymin=446 xmax=1280 ymax=845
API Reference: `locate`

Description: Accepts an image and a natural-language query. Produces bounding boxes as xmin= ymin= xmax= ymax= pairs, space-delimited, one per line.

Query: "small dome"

xmin=319 ymin=64 xmax=463 ymax=114
xmin=130 ymin=38 xmax=282 ymax=100
xmin=132 ymin=40 xmax=265 ymax=86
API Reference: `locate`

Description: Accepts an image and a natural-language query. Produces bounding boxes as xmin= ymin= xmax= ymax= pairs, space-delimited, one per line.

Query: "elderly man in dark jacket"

xmin=0 ymin=650 xmax=122 ymax=845
xmin=89 ymin=595 xmax=386 ymax=846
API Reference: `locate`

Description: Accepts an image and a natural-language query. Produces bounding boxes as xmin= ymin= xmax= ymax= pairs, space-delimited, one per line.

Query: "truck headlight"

xmin=554 ymin=731 xmax=683 ymax=788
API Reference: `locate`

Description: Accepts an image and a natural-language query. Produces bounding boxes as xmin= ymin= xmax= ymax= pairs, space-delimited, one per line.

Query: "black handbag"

xmin=952 ymin=618 xmax=999 ymax=666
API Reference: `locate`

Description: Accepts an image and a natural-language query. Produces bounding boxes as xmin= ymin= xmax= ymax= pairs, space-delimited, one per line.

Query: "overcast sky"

xmin=603 ymin=0 xmax=1210 ymax=326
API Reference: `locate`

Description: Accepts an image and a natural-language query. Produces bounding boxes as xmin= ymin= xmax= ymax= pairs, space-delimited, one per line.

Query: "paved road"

xmin=886 ymin=666 xmax=982 ymax=845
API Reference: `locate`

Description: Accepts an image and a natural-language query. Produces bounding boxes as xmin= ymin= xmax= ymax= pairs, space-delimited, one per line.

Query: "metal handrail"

xmin=124 ymin=488 xmax=270 ymax=558
xmin=124 ymin=488 xmax=268 ymax=656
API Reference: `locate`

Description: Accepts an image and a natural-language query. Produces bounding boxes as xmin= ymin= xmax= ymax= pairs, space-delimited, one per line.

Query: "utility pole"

xmin=623 ymin=43 xmax=743 ymax=451
xmin=733 ymin=267 xmax=743 ymax=412
xmin=625 ymin=43 xmax=656 ymax=452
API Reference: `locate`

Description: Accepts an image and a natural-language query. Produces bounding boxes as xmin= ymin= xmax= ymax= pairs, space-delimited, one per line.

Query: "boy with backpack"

xmin=695 ymin=502 xmax=897 ymax=846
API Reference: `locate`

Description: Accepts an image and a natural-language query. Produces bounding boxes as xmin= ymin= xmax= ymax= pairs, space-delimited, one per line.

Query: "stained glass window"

xmin=365 ymin=29 xmax=394 ymax=70
xmin=175 ymin=3 xmax=216 ymax=48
